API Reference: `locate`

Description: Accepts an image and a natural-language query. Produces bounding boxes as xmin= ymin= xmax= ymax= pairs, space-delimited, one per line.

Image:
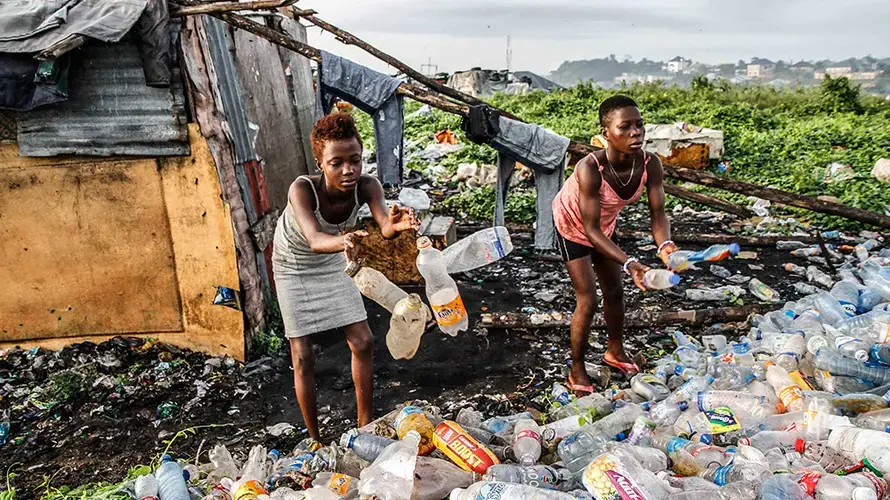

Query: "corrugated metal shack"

xmin=0 ymin=5 xmax=317 ymax=360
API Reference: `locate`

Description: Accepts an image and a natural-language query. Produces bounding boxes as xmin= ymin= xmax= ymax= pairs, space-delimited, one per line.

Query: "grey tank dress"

xmin=272 ymin=176 xmax=367 ymax=337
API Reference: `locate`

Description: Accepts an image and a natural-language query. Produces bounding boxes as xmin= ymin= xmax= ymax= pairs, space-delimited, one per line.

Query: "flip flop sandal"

xmin=567 ymin=374 xmax=595 ymax=395
xmin=604 ymin=357 xmax=641 ymax=375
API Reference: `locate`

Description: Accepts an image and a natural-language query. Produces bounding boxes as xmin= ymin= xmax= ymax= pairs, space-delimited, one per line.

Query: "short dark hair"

xmin=310 ymin=112 xmax=363 ymax=161
xmin=599 ymin=95 xmax=639 ymax=127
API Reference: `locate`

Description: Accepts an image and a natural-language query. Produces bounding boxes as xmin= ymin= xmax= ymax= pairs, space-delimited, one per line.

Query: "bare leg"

xmin=343 ymin=320 xmax=374 ymax=427
xmin=591 ymin=250 xmax=634 ymax=368
xmin=565 ymin=255 xmax=599 ymax=392
xmin=290 ymin=337 xmax=319 ymax=440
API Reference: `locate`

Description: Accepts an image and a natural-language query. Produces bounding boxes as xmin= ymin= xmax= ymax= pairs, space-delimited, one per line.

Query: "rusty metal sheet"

xmin=17 ymin=41 xmax=189 ymax=157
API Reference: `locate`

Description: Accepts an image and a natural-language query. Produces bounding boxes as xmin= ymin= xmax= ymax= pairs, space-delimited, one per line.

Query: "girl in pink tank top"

xmin=551 ymin=95 xmax=678 ymax=392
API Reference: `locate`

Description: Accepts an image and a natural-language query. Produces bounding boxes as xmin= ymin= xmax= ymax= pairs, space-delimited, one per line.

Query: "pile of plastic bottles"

xmin=127 ymin=249 xmax=890 ymax=499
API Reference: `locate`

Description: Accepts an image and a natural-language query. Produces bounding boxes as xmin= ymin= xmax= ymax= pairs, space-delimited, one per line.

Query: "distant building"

xmin=666 ymin=56 xmax=691 ymax=74
xmin=790 ymin=61 xmax=814 ymax=73
xmin=826 ymin=66 xmax=853 ymax=77
xmin=747 ymin=58 xmax=775 ymax=78
xmin=851 ymin=71 xmax=879 ymax=81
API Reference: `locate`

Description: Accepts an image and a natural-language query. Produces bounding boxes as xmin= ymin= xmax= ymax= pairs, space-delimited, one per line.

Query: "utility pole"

xmin=421 ymin=57 xmax=438 ymax=77
xmin=506 ymin=35 xmax=512 ymax=72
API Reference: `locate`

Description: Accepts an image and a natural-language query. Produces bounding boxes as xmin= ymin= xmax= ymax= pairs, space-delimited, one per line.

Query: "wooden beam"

xmin=480 ymin=304 xmax=777 ymax=330
xmin=663 ymin=165 xmax=890 ymax=230
xmin=663 ymin=182 xmax=753 ymax=218
xmin=208 ymin=12 xmax=890 ymax=230
xmin=171 ymin=0 xmax=310 ymax=17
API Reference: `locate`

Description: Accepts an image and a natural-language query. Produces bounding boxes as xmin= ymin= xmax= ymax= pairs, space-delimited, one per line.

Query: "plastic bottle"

xmin=642 ymin=269 xmax=680 ymax=290
xmin=340 ymin=430 xmax=395 ymax=462
xmin=578 ymin=404 xmax=642 ymax=437
xmin=794 ymin=282 xmax=824 ymax=295
xmin=394 ymin=406 xmax=436 ymax=455
xmin=814 ymin=474 xmax=856 ymax=500
xmin=698 ymin=463 xmax=769 ymax=486
xmin=696 ymin=391 xmax=776 ymax=424
xmin=581 ymin=452 xmax=667 ymax=500
xmin=766 ymin=364 xmax=806 ymax=412
xmin=792 ymin=247 xmax=821 ymax=257
xmin=649 ymin=376 xmax=712 ymax=426
xmin=738 ymin=430 xmax=799 ymax=451
xmin=512 ymin=419 xmax=542 ymax=466
xmin=784 ymin=262 xmax=808 ymax=275
xmin=795 ymin=439 xmax=851 ymax=473
xmin=808 ymin=266 xmax=836 ymax=289
xmin=549 ymin=393 xmax=612 ymax=422
xmin=387 ymin=294 xmax=431 ymax=360
xmin=625 ymin=415 xmax=656 ymax=446
xmin=481 ymin=412 xmax=533 ymax=436
xmin=359 ymin=430 xmax=420 ymax=500
xmin=232 ymin=480 xmax=266 ymax=500
xmin=156 ymin=456 xmax=189 ymax=500
xmin=827 ymin=427 xmax=890 ymax=476
xmin=416 ymin=236 xmax=468 ymax=335
xmin=345 ymin=261 xmax=407 ymax=313
xmin=650 ymin=434 xmax=732 ymax=468
xmin=412 ymin=456 xmax=476 ymax=500
xmin=758 ymin=474 xmax=811 ymax=500
xmin=815 ymin=348 xmax=890 ymax=385
xmin=450 ymin=482 xmax=577 ymax=500
xmin=313 ymin=472 xmax=359 ymax=499
xmin=629 ymin=373 xmax=671 ymax=401
xmin=484 ymin=465 xmax=573 ymax=491
xmin=441 ymin=227 xmax=514 ymax=274
xmin=709 ymin=264 xmax=732 ymax=279
xmin=779 ymin=241 xmax=809 ymax=251
xmin=433 ymin=421 xmax=500 ymax=474
xmin=749 ymin=278 xmax=781 ymax=303
xmin=135 ymin=474 xmax=159 ymax=500
xmin=832 ymin=280 xmax=861 ymax=316
xmin=668 ymin=243 xmax=740 ymax=272
xmin=814 ymin=292 xmax=852 ymax=326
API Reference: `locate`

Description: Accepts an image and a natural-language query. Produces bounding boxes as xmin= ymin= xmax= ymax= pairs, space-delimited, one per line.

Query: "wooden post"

xmin=663 ymin=183 xmax=753 ymax=218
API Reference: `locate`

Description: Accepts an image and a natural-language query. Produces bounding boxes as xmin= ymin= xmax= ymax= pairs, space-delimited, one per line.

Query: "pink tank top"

xmin=552 ymin=151 xmax=650 ymax=246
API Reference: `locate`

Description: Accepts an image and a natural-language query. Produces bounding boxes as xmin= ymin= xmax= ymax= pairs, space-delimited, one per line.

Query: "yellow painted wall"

xmin=0 ymin=124 xmax=245 ymax=359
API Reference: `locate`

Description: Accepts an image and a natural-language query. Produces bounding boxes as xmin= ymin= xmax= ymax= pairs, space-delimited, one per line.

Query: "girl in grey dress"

xmin=272 ymin=112 xmax=417 ymax=440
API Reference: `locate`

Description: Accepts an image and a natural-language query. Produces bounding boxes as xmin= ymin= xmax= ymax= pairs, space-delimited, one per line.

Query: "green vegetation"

xmin=357 ymin=77 xmax=890 ymax=230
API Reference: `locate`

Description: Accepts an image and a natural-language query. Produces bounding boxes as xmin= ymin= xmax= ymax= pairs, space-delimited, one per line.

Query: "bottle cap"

xmin=339 ymin=430 xmax=358 ymax=449
xmin=699 ymin=434 xmax=713 ymax=445
xmin=416 ymin=236 xmax=432 ymax=249
xmin=795 ymin=438 xmax=805 ymax=454
xmin=728 ymin=243 xmax=740 ymax=255
xmin=616 ymin=432 xmax=627 ymax=441
xmin=677 ymin=401 xmax=689 ymax=411
xmin=182 ymin=469 xmax=190 ymax=481
xmin=161 ymin=454 xmax=174 ymax=463
xmin=669 ymin=273 xmax=680 ymax=286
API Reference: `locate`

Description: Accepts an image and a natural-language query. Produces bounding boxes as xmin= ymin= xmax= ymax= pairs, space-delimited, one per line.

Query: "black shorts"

xmin=556 ymin=231 xmax=618 ymax=262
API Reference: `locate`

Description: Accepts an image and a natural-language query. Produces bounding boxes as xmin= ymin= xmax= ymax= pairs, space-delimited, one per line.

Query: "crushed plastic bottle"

xmin=387 ymin=294 xmax=431 ymax=360
xmin=642 ymin=269 xmax=680 ymax=290
xmin=442 ymin=227 xmax=514 ymax=275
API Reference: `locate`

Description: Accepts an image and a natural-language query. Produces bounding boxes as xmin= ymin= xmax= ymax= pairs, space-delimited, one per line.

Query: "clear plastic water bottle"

xmin=557 ymin=428 xmax=613 ymax=476
xmin=738 ymin=431 xmax=799 ymax=452
xmin=484 ymin=465 xmax=573 ymax=491
xmin=416 ymin=236 xmax=468 ymax=335
xmin=549 ymin=393 xmax=612 ymax=422
xmin=808 ymin=266 xmax=835 ymax=289
xmin=135 ymin=473 xmax=159 ymax=500
xmin=442 ymin=227 xmax=514 ymax=274
xmin=629 ymin=373 xmax=670 ymax=401
xmin=698 ymin=462 xmax=770 ymax=486
xmin=749 ymin=278 xmax=781 ymax=303
xmin=649 ymin=376 xmax=712 ymax=426
xmin=387 ymin=294 xmax=431 ymax=360
xmin=481 ymin=412 xmax=533 ymax=435
xmin=814 ymin=348 xmax=890 ymax=385
xmin=156 ymin=456 xmax=190 ymax=500
xmin=813 ymin=292 xmax=851 ymax=326
xmin=513 ymin=419 xmax=542 ymax=466
xmin=642 ymin=269 xmax=680 ymax=290
xmin=696 ymin=390 xmax=776 ymax=424
xmin=784 ymin=262 xmax=808 ymax=275
xmin=759 ymin=474 xmax=811 ymax=500
xmin=450 ymin=482 xmax=577 ymax=500
xmin=346 ymin=261 xmax=408 ymax=313
xmin=832 ymin=280 xmax=861 ymax=316
xmin=340 ymin=430 xmax=395 ymax=462
xmin=828 ymin=427 xmax=890 ymax=477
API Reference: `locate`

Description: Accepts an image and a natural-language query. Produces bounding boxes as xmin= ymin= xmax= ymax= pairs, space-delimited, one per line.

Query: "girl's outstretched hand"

xmin=343 ymin=230 xmax=369 ymax=262
xmin=628 ymin=261 xmax=651 ymax=291
xmin=389 ymin=204 xmax=419 ymax=232
xmin=658 ymin=242 xmax=679 ymax=267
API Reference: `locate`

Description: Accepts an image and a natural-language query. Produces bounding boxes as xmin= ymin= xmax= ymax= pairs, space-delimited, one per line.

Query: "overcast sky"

xmin=305 ymin=0 xmax=890 ymax=75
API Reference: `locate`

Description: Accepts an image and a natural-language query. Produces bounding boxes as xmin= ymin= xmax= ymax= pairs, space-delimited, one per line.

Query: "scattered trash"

xmin=267 ymin=423 xmax=297 ymax=437
xmin=399 ymin=187 xmax=432 ymax=211
xmin=709 ymin=265 xmax=732 ymax=279
xmin=434 ymin=129 xmax=460 ymax=145
xmin=213 ymin=286 xmax=241 ymax=310
xmin=815 ymin=162 xmax=857 ymax=184
xmin=748 ymin=198 xmax=771 ymax=217
xmin=408 ymin=104 xmax=434 ymax=119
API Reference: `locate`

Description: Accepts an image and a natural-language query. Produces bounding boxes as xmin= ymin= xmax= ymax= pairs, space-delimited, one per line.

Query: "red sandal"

xmin=566 ymin=374 xmax=595 ymax=396
xmin=603 ymin=357 xmax=641 ymax=375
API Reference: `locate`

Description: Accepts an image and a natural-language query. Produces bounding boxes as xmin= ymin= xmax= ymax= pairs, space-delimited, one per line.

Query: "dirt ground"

xmin=0 ymin=204 xmax=828 ymax=497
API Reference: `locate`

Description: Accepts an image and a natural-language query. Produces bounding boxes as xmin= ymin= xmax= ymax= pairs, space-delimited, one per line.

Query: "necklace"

xmin=605 ymin=149 xmax=637 ymax=188
xmin=319 ymin=177 xmax=350 ymax=233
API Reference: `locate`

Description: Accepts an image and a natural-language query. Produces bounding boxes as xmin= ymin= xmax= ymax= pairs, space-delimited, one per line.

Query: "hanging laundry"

xmin=490 ymin=117 xmax=570 ymax=251
xmin=134 ymin=0 xmax=171 ymax=88
xmin=315 ymin=51 xmax=404 ymax=186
